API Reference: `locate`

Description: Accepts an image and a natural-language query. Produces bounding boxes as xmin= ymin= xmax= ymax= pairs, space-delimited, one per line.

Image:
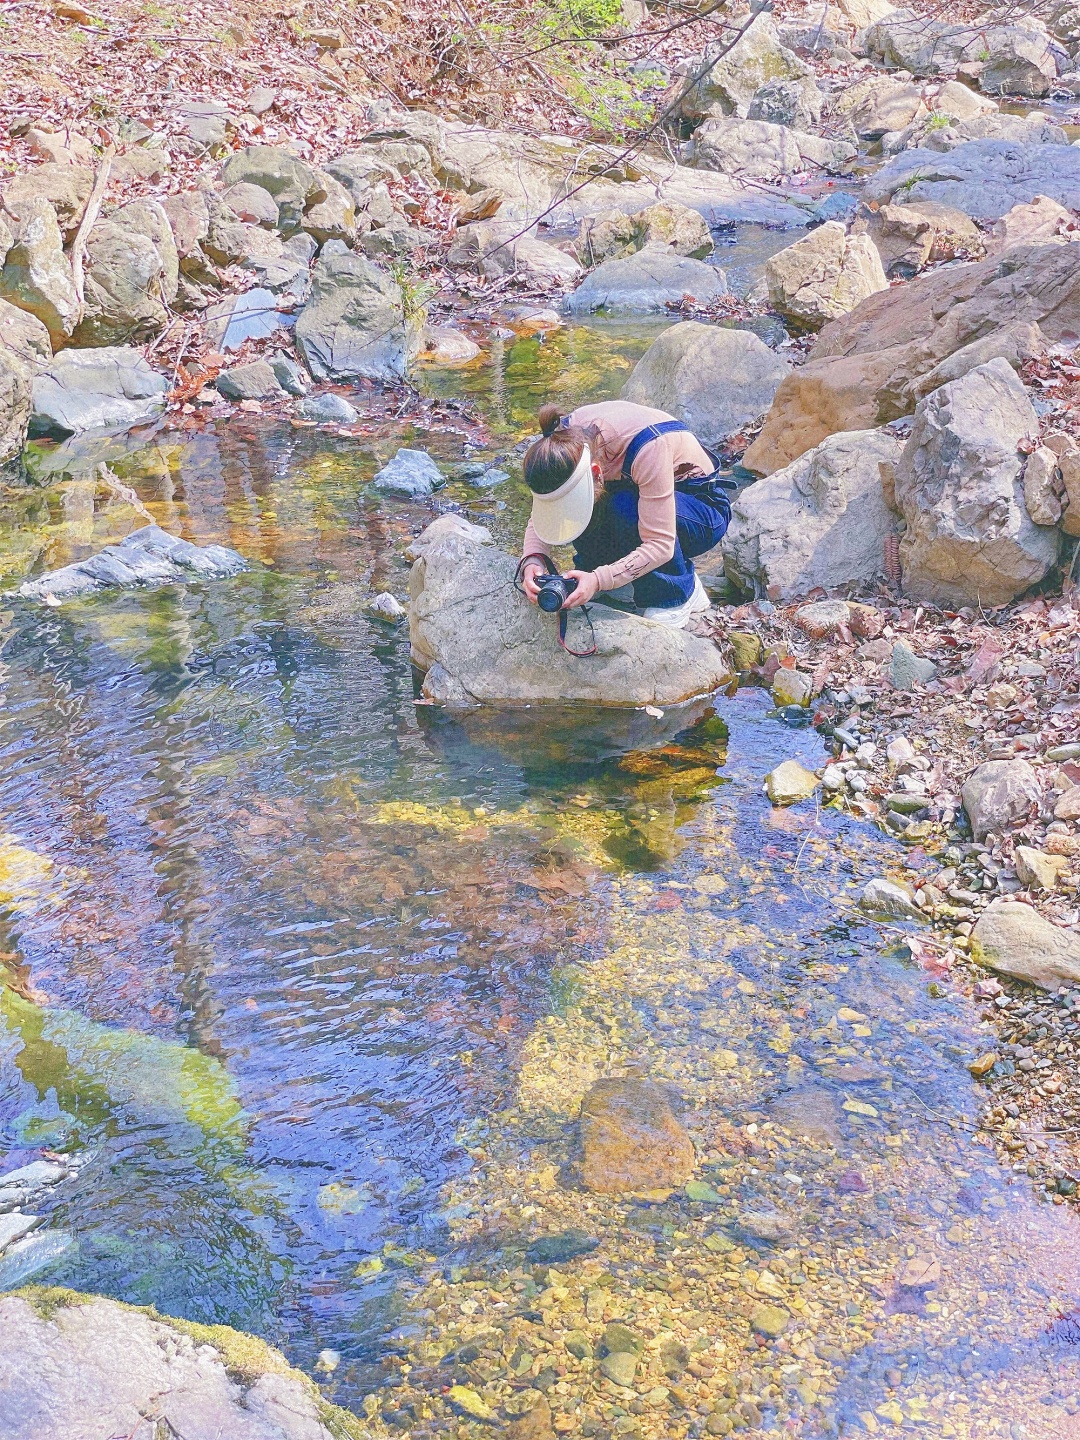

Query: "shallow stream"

xmin=0 ymin=311 xmax=1079 ymax=1438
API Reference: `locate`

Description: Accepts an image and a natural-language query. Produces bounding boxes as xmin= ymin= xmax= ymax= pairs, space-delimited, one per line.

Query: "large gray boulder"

xmin=0 ymin=1288 xmax=355 ymax=1439
xmin=408 ymin=516 xmax=731 ymax=706
xmin=834 ymin=75 xmax=927 ymax=140
xmin=858 ymin=200 xmax=984 ymax=278
xmin=972 ymin=900 xmax=1080 ymax=989
xmin=565 ymin=245 xmax=726 ymax=314
xmin=576 ymin=201 xmax=714 ymax=265
xmin=674 ymin=17 xmax=810 ymax=121
xmin=894 ymin=359 xmax=1058 ymax=606
xmin=747 ymin=76 xmax=823 ymax=131
xmin=961 ymin=759 xmax=1043 ymax=842
xmin=0 ymin=197 xmax=79 ymax=347
xmin=620 ymin=321 xmax=789 ymax=446
xmin=294 ymin=250 xmax=419 ymax=382
xmin=862 ymin=10 xmax=1058 ymax=95
xmin=722 ymin=429 xmax=903 ymax=601
xmin=765 ymin=222 xmax=888 ymax=329
xmin=31 ymin=347 xmax=169 ymax=437
xmin=868 ymin=140 xmax=1080 ymax=221
xmin=690 ymin=118 xmax=856 ymax=179
xmin=72 ymin=221 xmax=169 ymax=347
xmin=0 ymin=296 xmax=52 ymax=367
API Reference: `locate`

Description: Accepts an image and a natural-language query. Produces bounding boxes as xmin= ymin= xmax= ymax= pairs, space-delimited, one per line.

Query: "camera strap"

xmin=514 ymin=556 xmax=598 ymax=658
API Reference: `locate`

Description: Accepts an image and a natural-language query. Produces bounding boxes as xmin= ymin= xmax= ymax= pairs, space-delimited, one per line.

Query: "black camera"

xmin=535 ymin=573 xmax=578 ymax=613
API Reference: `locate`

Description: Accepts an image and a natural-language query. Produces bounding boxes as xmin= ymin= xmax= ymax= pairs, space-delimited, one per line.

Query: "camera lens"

xmin=537 ymin=586 xmax=563 ymax=613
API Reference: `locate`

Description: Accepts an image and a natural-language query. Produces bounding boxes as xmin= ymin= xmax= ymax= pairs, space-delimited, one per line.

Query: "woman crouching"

xmin=519 ymin=399 xmax=732 ymax=629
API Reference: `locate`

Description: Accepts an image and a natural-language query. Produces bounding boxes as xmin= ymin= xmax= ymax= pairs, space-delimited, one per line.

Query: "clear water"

xmin=0 ymin=318 xmax=1078 ymax=1436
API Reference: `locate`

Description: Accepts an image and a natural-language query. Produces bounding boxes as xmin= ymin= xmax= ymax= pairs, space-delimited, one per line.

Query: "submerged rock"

xmin=0 ymin=1286 xmax=356 ymax=1439
xmin=408 ymin=517 xmax=732 ymax=706
xmin=579 ymin=1076 xmax=695 ymax=1196
xmin=19 ymin=525 xmax=247 ymax=602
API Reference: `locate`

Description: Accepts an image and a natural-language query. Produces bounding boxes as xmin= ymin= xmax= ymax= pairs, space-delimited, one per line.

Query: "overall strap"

xmin=620 ymin=420 xmax=690 ymax=484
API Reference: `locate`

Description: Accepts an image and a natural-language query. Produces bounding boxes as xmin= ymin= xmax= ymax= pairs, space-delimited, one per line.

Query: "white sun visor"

xmin=529 ymin=445 xmax=594 ymax=545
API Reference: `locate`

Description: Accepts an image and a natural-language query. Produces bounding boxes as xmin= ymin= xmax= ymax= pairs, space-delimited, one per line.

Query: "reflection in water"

xmin=0 ymin=332 xmax=1076 ymax=1434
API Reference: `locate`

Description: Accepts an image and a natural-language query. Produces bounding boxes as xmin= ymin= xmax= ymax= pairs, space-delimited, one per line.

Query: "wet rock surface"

xmin=407 ymin=517 xmax=732 ymax=706
xmin=0 ymin=1288 xmax=351 ymax=1439
xmin=579 ymin=1076 xmax=695 ymax=1196
xmin=18 ymin=524 xmax=247 ymax=601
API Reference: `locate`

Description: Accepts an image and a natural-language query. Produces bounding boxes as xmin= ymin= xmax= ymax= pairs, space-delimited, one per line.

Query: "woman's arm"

xmin=591 ymin=437 xmax=677 ymax=592
xmin=520 ymin=518 xmax=555 ymax=602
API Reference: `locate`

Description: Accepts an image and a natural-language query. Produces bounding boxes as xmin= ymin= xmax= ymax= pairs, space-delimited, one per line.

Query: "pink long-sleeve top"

xmin=521 ymin=400 xmax=715 ymax=593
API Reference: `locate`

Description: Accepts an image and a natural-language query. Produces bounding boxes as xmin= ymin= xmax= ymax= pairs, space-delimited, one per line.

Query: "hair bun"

xmin=537 ymin=403 xmax=563 ymax=438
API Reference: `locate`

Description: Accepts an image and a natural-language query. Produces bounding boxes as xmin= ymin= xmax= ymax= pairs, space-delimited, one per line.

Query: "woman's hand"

xmin=521 ymin=559 xmax=546 ymax=605
xmin=562 ymin=569 xmax=600 ymax=609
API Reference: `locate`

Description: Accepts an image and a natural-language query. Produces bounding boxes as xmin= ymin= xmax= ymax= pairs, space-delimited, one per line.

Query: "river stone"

xmin=749 ymin=1303 xmax=790 ymax=1339
xmin=1014 ymin=846 xmax=1068 ymax=891
xmin=765 ymin=760 xmax=820 ymax=805
xmin=295 ymin=250 xmax=419 ymax=382
xmin=599 ymin=1350 xmax=639 ymax=1387
xmin=690 ymin=118 xmax=856 ymax=180
xmin=859 ymin=876 xmax=922 ymax=920
xmin=771 ymin=669 xmax=812 ymax=707
xmin=961 ymin=759 xmax=1042 ymax=841
xmin=526 ymin=1230 xmax=599 ymax=1265
xmin=0 ymin=197 xmax=79 ymax=347
xmin=889 ymin=641 xmax=937 ymax=690
xmin=765 ymin=222 xmax=887 ymax=330
xmin=675 ymin=17 xmax=810 ymax=121
xmin=72 ymin=220 xmax=169 ymax=347
xmin=31 ymin=347 xmax=168 ymax=437
xmin=0 ymin=348 xmax=32 ymax=465
xmin=723 ymin=429 xmax=903 ymax=599
xmin=989 ymin=196 xmax=1076 ymax=256
xmin=161 ymin=191 xmax=211 ymax=272
xmin=2 ymin=164 xmax=94 ymax=240
xmin=269 ymin=354 xmax=309 ymax=396
xmin=766 ymin=1086 xmax=841 ymax=1145
xmin=219 ymin=144 xmax=325 ymax=231
xmin=566 ymin=244 xmax=726 ymax=314
xmin=297 ymin=392 xmax=358 ymax=423
xmin=744 ymin=241 xmax=1080 ymax=474
xmin=408 ymin=519 xmax=732 ymax=706
xmin=221 ymin=182 xmax=281 ymax=227
xmin=728 ymin=631 xmax=763 ymax=670
xmin=891 ymin=111 xmax=1068 ymax=158
xmin=0 ymin=1287 xmax=354 ymax=1439
xmin=0 ymin=296 xmax=51 ymax=368
xmin=795 ymin=600 xmax=850 ymax=637
xmin=868 ymin=140 xmax=1080 ymax=222
xmin=620 ymin=321 xmax=789 ymax=446
xmin=973 ymin=900 xmax=1080 ymax=989
xmin=374 ymin=448 xmax=444 ymax=497
xmin=215 ymin=360 xmax=284 ymax=401
xmin=579 ymin=1076 xmax=694 ymax=1196
xmin=894 ymin=360 xmax=1058 ymax=607
xmin=19 ymin=525 xmax=246 ymax=602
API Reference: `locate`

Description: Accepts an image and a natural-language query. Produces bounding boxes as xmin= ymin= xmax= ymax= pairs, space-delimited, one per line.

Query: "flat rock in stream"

xmin=579 ymin=1077 xmax=695 ymax=1196
xmin=19 ymin=525 xmax=247 ymax=602
xmin=408 ymin=516 xmax=732 ymax=706
xmin=0 ymin=1287 xmax=354 ymax=1439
